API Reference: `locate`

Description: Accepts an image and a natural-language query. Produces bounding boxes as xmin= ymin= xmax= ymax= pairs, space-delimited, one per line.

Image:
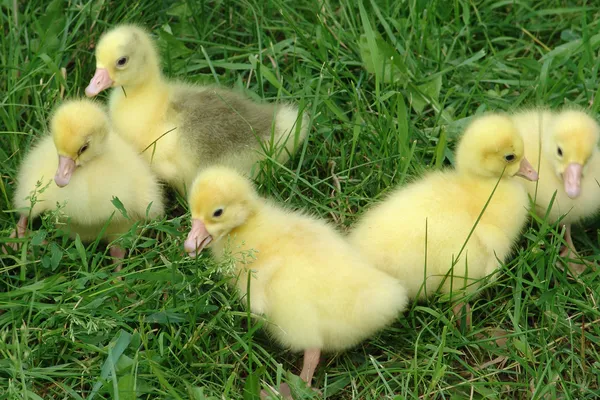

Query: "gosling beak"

xmin=515 ymin=157 xmax=539 ymax=181
xmin=184 ymin=219 xmax=213 ymax=257
xmin=563 ymin=162 xmax=583 ymax=199
xmin=54 ymin=156 xmax=76 ymax=187
xmin=85 ymin=68 xmax=113 ymax=97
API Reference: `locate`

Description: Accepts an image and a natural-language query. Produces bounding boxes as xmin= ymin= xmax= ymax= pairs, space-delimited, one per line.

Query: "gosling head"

xmin=184 ymin=167 xmax=260 ymax=257
xmin=85 ymin=24 xmax=160 ymax=97
xmin=51 ymin=99 xmax=110 ymax=187
xmin=456 ymin=114 xmax=539 ymax=182
xmin=544 ymin=110 xmax=600 ymax=199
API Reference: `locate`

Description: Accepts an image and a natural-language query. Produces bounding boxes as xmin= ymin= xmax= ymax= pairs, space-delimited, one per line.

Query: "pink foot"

xmin=557 ymin=247 xmax=595 ymax=276
xmin=260 ymin=383 xmax=292 ymax=400
xmin=2 ymin=215 xmax=28 ymax=254
xmin=109 ymin=245 xmax=126 ymax=273
xmin=452 ymin=302 xmax=472 ymax=330
xmin=260 ymin=382 xmax=321 ymax=399
xmin=2 ymin=230 xmax=18 ymax=254
xmin=260 ymin=349 xmax=322 ymax=399
xmin=557 ymin=224 xmax=596 ymax=276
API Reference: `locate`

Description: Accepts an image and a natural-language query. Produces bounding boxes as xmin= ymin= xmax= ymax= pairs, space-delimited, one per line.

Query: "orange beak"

xmin=54 ymin=155 xmax=76 ymax=187
xmin=515 ymin=157 xmax=539 ymax=181
xmin=184 ymin=219 xmax=213 ymax=257
xmin=563 ymin=163 xmax=583 ymax=199
xmin=85 ymin=68 xmax=113 ymax=97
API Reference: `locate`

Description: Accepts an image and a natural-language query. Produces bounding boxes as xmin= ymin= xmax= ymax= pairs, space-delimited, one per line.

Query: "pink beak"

xmin=515 ymin=157 xmax=539 ymax=181
xmin=54 ymin=156 xmax=76 ymax=187
xmin=563 ymin=162 xmax=583 ymax=199
xmin=184 ymin=219 xmax=213 ymax=257
xmin=85 ymin=68 xmax=113 ymax=97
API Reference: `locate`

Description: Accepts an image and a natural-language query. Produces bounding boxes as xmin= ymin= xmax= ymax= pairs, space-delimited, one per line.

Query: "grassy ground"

xmin=1 ymin=0 xmax=600 ymax=398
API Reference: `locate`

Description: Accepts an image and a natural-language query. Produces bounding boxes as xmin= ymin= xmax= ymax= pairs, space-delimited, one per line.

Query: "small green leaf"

xmin=434 ymin=129 xmax=447 ymax=169
xmin=512 ymin=338 xmax=531 ymax=359
xmin=41 ymin=254 xmax=50 ymax=269
xmin=561 ymin=29 xmax=580 ymax=42
xmin=117 ymin=375 xmax=136 ymax=400
xmin=321 ymin=98 xmax=350 ymax=123
xmin=166 ymin=2 xmax=191 ymax=18
xmin=129 ymin=271 xmax=183 ymax=283
xmin=157 ymin=26 xmax=193 ymax=60
xmin=248 ymin=55 xmax=287 ymax=93
xmin=242 ymin=371 xmax=260 ymax=400
xmin=188 ymin=386 xmax=218 ymax=400
xmin=39 ymin=53 xmax=67 ymax=87
xmin=456 ymin=49 xmax=486 ymax=68
xmin=358 ymin=1 xmax=381 ymax=82
xmin=50 ymin=243 xmax=63 ymax=271
xmin=111 ymin=196 xmax=130 ymax=219
xmin=150 ymin=364 xmax=184 ymax=400
xmin=408 ymin=75 xmax=443 ymax=113
xmin=396 ymin=93 xmax=409 ymax=155
xmin=137 ymin=239 xmax=157 ymax=248
xmin=541 ymin=33 xmax=600 ymax=61
xmin=154 ymin=224 xmax=182 ymax=236
xmin=359 ymin=34 xmax=408 ymax=83
xmin=286 ymin=371 xmax=320 ymax=399
xmin=89 ymin=330 xmax=133 ymax=400
xmin=462 ymin=0 xmax=470 ymax=26
xmin=115 ymin=355 xmax=135 ymax=374
xmin=31 ymin=0 xmax=65 ymax=54
xmin=31 ymin=229 xmax=47 ymax=246
xmin=146 ymin=311 xmax=186 ymax=324
xmin=38 ymin=0 xmax=63 ymax=31
xmin=74 ymin=235 xmax=88 ymax=270
xmin=22 ymin=391 xmax=44 ymax=400
xmin=89 ymin=0 xmax=106 ymax=20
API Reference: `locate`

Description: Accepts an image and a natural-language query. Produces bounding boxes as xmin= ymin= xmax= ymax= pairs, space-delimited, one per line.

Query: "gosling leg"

xmin=452 ymin=301 xmax=472 ymax=331
xmin=559 ymin=224 xmax=596 ymax=276
xmin=109 ymin=245 xmax=126 ymax=273
xmin=299 ymin=348 xmax=321 ymax=385
xmin=260 ymin=348 xmax=321 ymax=400
xmin=3 ymin=215 xmax=28 ymax=253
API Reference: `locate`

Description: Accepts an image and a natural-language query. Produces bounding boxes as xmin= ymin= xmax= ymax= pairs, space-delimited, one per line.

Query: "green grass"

xmin=2 ymin=0 xmax=600 ymax=398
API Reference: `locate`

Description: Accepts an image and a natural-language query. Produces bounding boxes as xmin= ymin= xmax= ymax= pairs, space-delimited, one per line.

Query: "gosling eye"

xmin=504 ymin=154 xmax=516 ymax=162
xmin=557 ymin=147 xmax=563 ymax=157
xmin=212 ymin=208 xmax=224 ymax=218
xmin=78 ymin=143 xmax=89 ymax=155
xmin=116 ymin=56 xmax=129 ymax=68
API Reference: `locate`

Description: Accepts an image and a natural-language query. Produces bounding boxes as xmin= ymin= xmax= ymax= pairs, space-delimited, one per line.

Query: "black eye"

xmin=78 ymin=144 xmax=89 ymax=155
xmin=116 ymin=57 xmax=128 ymax=67
xmin=504 ymin=154 xmax=515 ymax=162
xmin=557 ymin=147 xmax=563 ymax=157
xmin=212 ymin=208 xmax=223 ymax=218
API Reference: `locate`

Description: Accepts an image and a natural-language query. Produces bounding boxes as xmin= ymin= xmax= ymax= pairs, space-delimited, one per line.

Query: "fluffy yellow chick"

xmin=85 ymin=24 xmax=309 ymax=194
xmin=511 ymin=108 xmax=600 ymax=273
xmin=11 ymin=99 xmax=164 ymax=259
xmin=348 ymin=114 xmax=538 ymax=305
xmin=183 ymin=166 xmax=407 ymax=392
